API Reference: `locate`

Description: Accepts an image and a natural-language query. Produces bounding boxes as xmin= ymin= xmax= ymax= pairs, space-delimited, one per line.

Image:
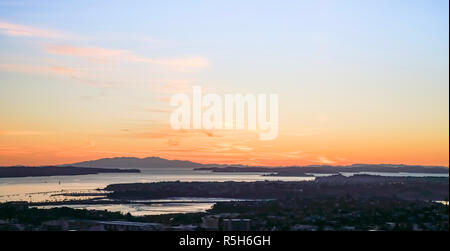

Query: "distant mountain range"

xmin=0 ymin=166 xmax=139 ymax=178
xmin=65 ymin=157 xmax=207 ymax=169
xmin=198 ymin=164 xmax=449 ymax=175
xmin=63 ymin=156 xmax=449 ymax=173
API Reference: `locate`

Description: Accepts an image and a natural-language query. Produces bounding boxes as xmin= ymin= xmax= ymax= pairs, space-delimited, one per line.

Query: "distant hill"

xmin=65 ymin=157 xmax=205 ymax=169
xmin=0 ymin=166 xmax=140 ymax=178
xmin=197 ymin=163 xmax=449 ymax=175
xmin=65 ymin=156 xmax=449 ymax=173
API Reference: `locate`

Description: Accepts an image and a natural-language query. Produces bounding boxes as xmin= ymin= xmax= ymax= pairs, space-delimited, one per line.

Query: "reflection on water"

xmin=339 ymin=172 xmax=449 ymax=178
xmin=130 ymin=197 xmax=256 ymax=203
xmin=31 ymin=197 xmax=261 ymax=216
xmin=307 ymin=172 xmax=449 ymax=177
xmin=0 ymin=169 xmax=313 ymax=203
xmin=435 ymin=201 xmax=449 ymax=206
xmin=33 ymin=202 xmax=215 ymax=216
xmin=1 ymin=168 xmax=448 ymax=215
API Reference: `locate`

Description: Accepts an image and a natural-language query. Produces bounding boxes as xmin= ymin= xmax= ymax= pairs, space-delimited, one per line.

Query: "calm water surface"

xmin=0 ymin=169 xmax=313 ymax=203
xmin=1 ymin=168 xmax=447 ymax=215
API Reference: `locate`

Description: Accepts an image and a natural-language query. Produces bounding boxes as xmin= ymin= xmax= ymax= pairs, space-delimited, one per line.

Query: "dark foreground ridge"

xmin=0 ymin=166 xmax=140 ymax=178
xmin=1 ymin=176 xmax=448 ymax=231
xmin=0 ymin=196 xmax=448 ymax=231
xmin=105 ymin=175 xmax=449 ymax=201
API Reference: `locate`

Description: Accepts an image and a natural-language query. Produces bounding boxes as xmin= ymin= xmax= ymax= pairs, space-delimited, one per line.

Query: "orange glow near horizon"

xmin=0 ymin=123 xmax=448 ymax=167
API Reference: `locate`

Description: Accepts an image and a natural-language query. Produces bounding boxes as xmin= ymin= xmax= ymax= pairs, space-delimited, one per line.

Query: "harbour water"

xmin=1 ymin=168 xmax=448 ymax=215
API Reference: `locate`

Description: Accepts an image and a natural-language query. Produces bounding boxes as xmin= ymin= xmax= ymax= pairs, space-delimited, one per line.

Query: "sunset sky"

xmin=0 ymin=0 xmax=448 ymax=166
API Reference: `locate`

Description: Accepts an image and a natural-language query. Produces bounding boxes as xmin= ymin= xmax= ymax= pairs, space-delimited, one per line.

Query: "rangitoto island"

xmin=0 ymin=166 xmax=140 ymax=178
xmin=196 ymin=164 xmax=449 ymax=176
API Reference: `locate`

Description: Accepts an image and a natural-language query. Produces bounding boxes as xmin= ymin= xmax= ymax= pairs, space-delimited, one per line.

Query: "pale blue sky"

xmin=0 ymin=0 xmax=448 ymax=165
xmin=1 ymin=0 xmax=448 ymax=121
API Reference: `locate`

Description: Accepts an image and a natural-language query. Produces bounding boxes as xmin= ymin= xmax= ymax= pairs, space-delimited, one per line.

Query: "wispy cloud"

xmin=46 ymin=44 xmax=209 ymax=70
xmin=143 ymin=108 xmax=172 ymax=113
xmin=46 ymin=45 xmax=128 ymax=60
xmin=318 ymin=156 xmax=336 ymax=164
xmin=121 ymin=128 xmax=217 ymax=139
xmin=282 ymin=131 xmax=319 ymax=137
xmin=0 ymin=21 xmax=69 ymax=39
xmin=131 ymin=56 xmax=208 ymax=69
xmin=0 ymin=63 xmax=78 ymax=76
xmin=153 ymin=79 xmax=196 ymax=94
xmin=0 ymin=145 xmax=32 ymax=155
xmin=0 ymin=130 xmax=51 ymax=136
xmin=49 ymin=66 xmax=77 ymax=74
